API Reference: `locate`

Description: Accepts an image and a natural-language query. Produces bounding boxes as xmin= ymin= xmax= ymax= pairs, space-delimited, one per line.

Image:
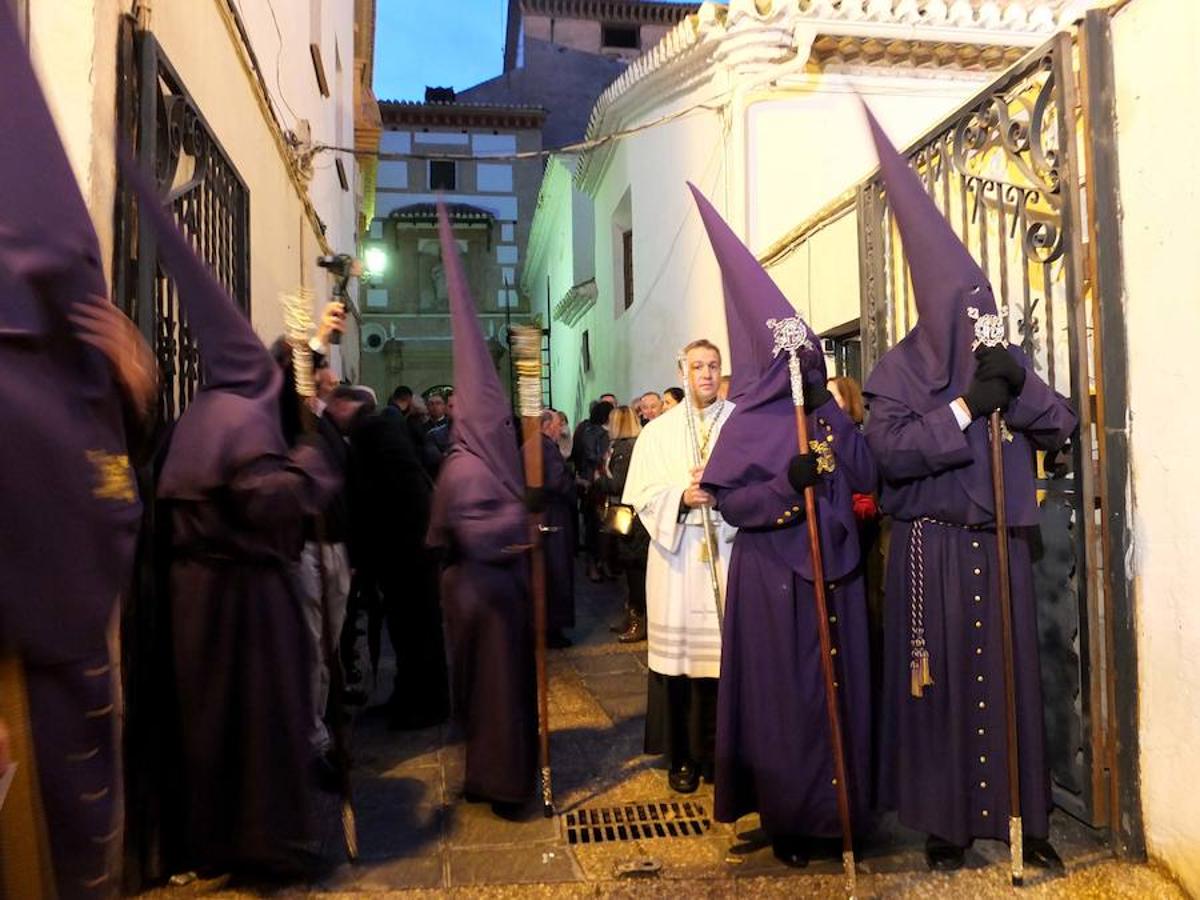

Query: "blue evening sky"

xmin=374 ymin=1 xmax=511 ymax=102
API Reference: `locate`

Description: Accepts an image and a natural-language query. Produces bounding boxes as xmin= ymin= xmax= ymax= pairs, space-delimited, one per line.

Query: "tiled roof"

xmin=380 ymin=101 xmax=546 ymax=130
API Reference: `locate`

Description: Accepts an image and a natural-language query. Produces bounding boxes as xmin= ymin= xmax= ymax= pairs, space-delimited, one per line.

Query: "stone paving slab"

xmin=447 ymin=845 xmax=579 ymax=887
xmin=444 ymin=800 xmax=561 ymax=848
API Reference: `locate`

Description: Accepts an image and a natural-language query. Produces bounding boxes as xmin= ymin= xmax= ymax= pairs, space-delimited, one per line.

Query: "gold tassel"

xmin=910 ymin=661 xmax=923 ymax=698
xmin=921 ymin=654 xmax=934 ymax=689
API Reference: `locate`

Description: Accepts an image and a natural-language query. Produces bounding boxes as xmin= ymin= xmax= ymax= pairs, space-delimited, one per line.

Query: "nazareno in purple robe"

xmin=860 ymin=105 xmax=1078 ymax=846
xmin=0 ymin=7 xmax=141 ymax=896
xmin=427 ymin=203 xmax=536 ymax=805
xmin=689 ymin=183 xmax=878 ymax=838
xmin=120 ymin=153 xmax=341 ymax=875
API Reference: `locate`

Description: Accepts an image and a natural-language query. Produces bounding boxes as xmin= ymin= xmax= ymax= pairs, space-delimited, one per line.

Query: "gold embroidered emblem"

xmin=808 ymin=439 xmax=836 ymax=475
xmin=87 ymin=450 xmax=136 ymax=503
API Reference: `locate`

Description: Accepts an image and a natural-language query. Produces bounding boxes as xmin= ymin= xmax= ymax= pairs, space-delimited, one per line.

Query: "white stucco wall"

xmin=1111 ymin=0 xmax=1200 ymax=893
xmin=585 ymin=98 xmax=732 ymax=407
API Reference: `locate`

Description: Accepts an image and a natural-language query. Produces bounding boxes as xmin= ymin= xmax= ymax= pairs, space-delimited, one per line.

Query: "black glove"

xmin=974 ymin=345 xmax=1026 ymax=393
xmin=803 ymin=379 xmax=833 ymax=411
xmin=787 ymin=454 xmax=821 ymax=493
xmin=524 ymin=487 xmax=546 ymax=515
xmin=963 ymin=376 xmax=1011 ymax=419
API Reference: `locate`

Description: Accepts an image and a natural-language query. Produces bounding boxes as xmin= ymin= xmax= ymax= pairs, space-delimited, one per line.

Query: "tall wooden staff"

xmin=511 ymin=324 xmax=554 ymax=818
xmin=767 ymin=315 xmax=856 ymax=897
xmin=282 ymin=289 xmax=359 ymax=860
xmin=676 ymin=354 xmax=725 ymax=630
xmin=970 ymin=309 xmax=1024 ymax=886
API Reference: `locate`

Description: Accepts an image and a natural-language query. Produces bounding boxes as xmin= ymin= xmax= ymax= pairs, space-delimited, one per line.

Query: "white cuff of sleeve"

xmin=950 ymin=400 xmax=972 ymax=431
xmin=309 ymin=335 xmax=328 ymax=356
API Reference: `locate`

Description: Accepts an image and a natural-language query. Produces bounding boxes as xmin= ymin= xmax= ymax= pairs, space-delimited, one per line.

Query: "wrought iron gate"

xmin=856 ymin=32 xmax=1115 ymax=830
xmin=113 ymin=17 xmax=251 ymax=424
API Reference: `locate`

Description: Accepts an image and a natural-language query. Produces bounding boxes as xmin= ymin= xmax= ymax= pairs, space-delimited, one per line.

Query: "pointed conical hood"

xmin=118 ymin=152 xmax=280 ymax=400
xmin=692 ymin=185 xmax=858 ymax=583
xmin=688 ymin=182 xmax=824 ymax=400
xmin=861 ymin=102 xmax=997 ymax=403
xmin=437 ymin=202 xmax=523 ymax=498
xmin=119 ymin=152 xmax=285 ymax=497
xmin=0 ymin=0 xmax=106 ymax=334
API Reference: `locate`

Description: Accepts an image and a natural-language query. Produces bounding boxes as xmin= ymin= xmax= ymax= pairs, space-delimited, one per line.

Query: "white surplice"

xmin=623 ymin=400 xmax=736 ymax=679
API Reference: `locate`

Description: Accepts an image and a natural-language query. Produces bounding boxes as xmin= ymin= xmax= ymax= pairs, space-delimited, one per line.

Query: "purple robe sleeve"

xmin=541 ymin=435 xmax=575 ymax=502
xmin=865 ymin=395 xmax=975 ymax=482
xmin=1003 ymin=367 xmax=1077 ymax=452
xmin=227 ymin=440 xmax=341 ymax=529
xmin=820 ymin=400 xmax=878 ymax=494
xmin=713 ymin=470 xmax=799 ymax=529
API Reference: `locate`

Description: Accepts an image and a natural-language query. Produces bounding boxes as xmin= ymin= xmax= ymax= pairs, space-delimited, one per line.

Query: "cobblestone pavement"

xmin=154 ymin=565 xmax=1183 ymax=899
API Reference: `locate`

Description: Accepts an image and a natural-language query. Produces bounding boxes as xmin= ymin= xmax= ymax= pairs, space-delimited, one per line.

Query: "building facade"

xmin=504 ymin=0 xmax=696 ymax=68
xmin=359 ymin=101 xmax=545 ymax=400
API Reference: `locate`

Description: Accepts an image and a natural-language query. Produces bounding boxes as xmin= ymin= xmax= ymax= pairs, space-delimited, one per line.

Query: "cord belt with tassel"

xmin=906 ymin=516 xmax=991 ymax=699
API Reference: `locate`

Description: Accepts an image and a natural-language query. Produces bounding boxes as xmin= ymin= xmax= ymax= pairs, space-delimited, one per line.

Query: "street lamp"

xmin=364 ymin=245 xmax=388 ymax=279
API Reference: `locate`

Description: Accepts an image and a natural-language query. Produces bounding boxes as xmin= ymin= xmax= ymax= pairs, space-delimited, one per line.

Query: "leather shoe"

xmin=1024 ymin=837 xmax=1065 ymax=873
xmin=668 ymin=760 xmax=700 ymax=794
xmin=617 ymin=617 xmax=646 ymax=643
xmin=925 ymin=835 xmax=966 ymax=871
xmin=771 ymin=836 xmax=809 ymax=868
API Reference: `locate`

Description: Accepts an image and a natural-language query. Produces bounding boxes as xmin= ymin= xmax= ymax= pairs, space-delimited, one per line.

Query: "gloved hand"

xmin=524 ymin=487 xmax=546 ymax=515
xmin=963 ymin=376 xmax=1011 ymax=419
xmin=787 ymin=454 xmax=821 ymax=493
xmin=803 ymin=379 xmax=833 ymax=411
xmin=974 ymin=345 xmax=1026 ymax=393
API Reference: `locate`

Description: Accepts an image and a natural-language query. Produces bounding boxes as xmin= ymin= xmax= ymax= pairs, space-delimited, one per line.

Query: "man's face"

xmin=686 ymin=348 xmax=722 ymax=404
xmin=542 ymin=416 xmax=563 ymax=442
xmin=641 ymin=393 xmax=663 ymax=420
xmin=600 ymin=394 xmax=617 ymax=407
xmin=394 ymin=395 xmax=412 ymax=412
xmin=427 ymin=395 xmax=446 ymax=420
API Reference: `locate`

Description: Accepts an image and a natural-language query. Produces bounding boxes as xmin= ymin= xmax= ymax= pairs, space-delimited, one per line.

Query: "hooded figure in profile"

xmin=427 ymin=203 xmax=536 ymax=813
xmin=860 ymin=106 xmax=1076 ymax=873
xmin=120 ymin=152 xmax=339 ymax=878
xmin=692 ymin=184 xmax=878 ymax=867
xmin=0 ymin=5 xmax=155 ymax=896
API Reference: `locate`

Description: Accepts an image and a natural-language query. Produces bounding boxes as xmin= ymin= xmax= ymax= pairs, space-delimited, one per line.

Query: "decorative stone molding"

xmin=552 ymin=278 xmax=599 ymax=326
xmin=575 ymin=0 xmax=1084 ymax=191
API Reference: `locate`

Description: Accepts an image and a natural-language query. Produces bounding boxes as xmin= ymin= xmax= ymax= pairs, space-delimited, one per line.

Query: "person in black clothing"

xmin=594 ymin=406 xmax=650 ymax=642
xmin=661 ymin=386 xmax=684 ymax=410
xmin=423 ymin=390 xmax=453 ymax=477
xmin=571 ymin=399 xmax=613 ymax=582
xmin=351 ymin=397 xmax=450 ymax=730
xmin=531 ymin=408 xmax=576 ymax=648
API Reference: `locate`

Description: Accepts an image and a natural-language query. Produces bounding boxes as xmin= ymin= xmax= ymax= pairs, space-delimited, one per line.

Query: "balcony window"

xmin=602 ymin=24 xmax=639 ymax=50
xmin=429 ymin=160 xmax=457 ymax=191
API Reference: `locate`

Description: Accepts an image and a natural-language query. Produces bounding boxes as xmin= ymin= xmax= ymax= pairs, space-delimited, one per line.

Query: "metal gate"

xmin=112 ymin=18 xmax=251 ymax=423
xmin=111 ymin=16 xmax=252 ymax=888
xmin=856 ymin=30 xmax=1122 ymax=833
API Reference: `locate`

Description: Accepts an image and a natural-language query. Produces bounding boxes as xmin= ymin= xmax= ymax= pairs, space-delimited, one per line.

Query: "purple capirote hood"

xmin=435 ymin=201 xmax=523 ymax=499
xmin=859 ymin=102 xmax=998 ymax=409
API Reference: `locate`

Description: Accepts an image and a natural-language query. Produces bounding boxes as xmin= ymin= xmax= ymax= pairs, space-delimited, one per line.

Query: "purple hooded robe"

xmin=860 ymin=107 xmax=1077 ymax=846
xmin=120 ymin=154 xmax=340 ymax=875
xmin=427 ymin=204 xmax=536 ymax=804
xmin=0 ymin=7 xmax=139 ymax=896
xmin=691 ymin=185 xmax=878 ymax=838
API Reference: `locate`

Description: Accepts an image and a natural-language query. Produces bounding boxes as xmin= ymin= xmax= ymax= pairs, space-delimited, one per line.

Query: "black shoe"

xmin=546 ymin=630 xmax=573 ymax=649
xmin=771 ymin=836 xmax=809 ymax=868
xmin=617 ymin=617 xmax=646 ymax=643
xmin=925 ymin=835 xmax=966 ymax=872
xmin=668 ymin=760 xmax=700 ymax=794
xmin=1023 ymin=837 xmax=1065 ymax=873
xmin=609 ymin=617 xmax=631 ymax=634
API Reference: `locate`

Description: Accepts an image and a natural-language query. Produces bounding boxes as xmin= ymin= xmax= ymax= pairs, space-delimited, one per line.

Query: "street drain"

xmin=563 ymin=801 xmax=711 ymax=845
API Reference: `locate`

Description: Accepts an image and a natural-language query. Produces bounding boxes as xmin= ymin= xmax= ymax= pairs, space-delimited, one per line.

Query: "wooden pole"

xmin=513 ymin=325 xmax=554 ymax=817
xmin=769 ymin=316 xmax=856 ymax=897
xmin=989 ymin=409 xmax=1024 ymax=886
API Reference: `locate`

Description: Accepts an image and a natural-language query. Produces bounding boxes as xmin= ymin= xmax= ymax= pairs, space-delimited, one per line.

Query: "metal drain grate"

xmin=563 ymin=801 xmax=711 ymax=845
